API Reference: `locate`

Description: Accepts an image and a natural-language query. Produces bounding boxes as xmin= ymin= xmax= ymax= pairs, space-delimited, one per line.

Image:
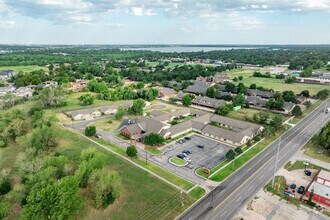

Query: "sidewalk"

xmin=292 ymin=150 xmax=330 ymax=170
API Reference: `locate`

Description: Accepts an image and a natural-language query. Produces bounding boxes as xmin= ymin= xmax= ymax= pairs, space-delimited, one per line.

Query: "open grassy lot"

xmin=302 ymin=140 xmax=330 ymax=163
xmin=89 ymin=119 xmax=121 ymax=132
xmin=0 ymin=65 xmax=47 ymax=72
xmin=145 ymin=146 xmax=163 ymax=155
xmin=235 ymin=77 xmax=329 ymax=96
xmin=284 ymin=161 xmax=330 ymax=172
xmin=225 ymin=68 xmax=257 ymax=78
xmin=228 ymin=108 xmax=287 ymax=121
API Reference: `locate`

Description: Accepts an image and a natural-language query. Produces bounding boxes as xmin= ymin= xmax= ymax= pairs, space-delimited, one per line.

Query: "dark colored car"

xmin=182 ymin=150 xmax=192 ymax=155
xmin=298 ymin=186 xmax=305 ymax=194
xmin=197 ymin=145 xmax=204 ymax=149
xmin=184 ymin=137 xmax=191 ymax=140
xmin=290 ymin=184 xmax=296 ymax=189
xmin=177 ymin=154 xmax=184 ymax=159
xmin=305 ymin=170 xmax=312 ymax=176
xmin=94 ymin=134 xmax=102 ymax=138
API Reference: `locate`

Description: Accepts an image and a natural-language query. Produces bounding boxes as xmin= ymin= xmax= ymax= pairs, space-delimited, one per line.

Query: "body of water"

xmin=120 ymin=46 xmax=261 ymax=53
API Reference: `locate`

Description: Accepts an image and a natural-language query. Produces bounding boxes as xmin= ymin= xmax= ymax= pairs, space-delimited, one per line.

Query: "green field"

xmin=0 ymin=65 xmax=47 ymax=72
xmin=228 ymin=108 xmax=287 ymax=121
xmin=170 ymin=157 xmax=188 ymax=166
xmin=0 ymin=125 xmax=203 ymax=220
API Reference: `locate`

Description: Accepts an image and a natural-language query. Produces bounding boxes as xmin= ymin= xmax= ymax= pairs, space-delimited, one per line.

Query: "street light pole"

xmin=272 ymin=136 xmax=281 ymax=188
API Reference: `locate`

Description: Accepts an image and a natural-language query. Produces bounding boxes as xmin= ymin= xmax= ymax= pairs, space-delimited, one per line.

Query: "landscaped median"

xmin=169 ymin=157 xmax=188 ymax=167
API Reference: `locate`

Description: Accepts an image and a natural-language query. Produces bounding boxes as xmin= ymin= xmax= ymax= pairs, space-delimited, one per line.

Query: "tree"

xmin=233 ymin=94 xmax=245 ymax=106
xmin=85 ymin=126 xmax=96 ymax=136
xmin=0 ymin=175 xmax=11 ymax=195
xmin=285 ymin=76 xmax=296 ymax=84
xmin=29 ymin=126 xmax=58 ymax=150
xmin=300 ymin=68 xmax=312 ymax=77
xmin=300 ymin=90 xmax=310 ymax=98
xmin=182 ymin=94 xmax=192 ymax=106
xmin=216 ymin=105 xmax=230 ymax=116
xmin=238 ymin=76 xmax=243 ymax=81
xmin=39 ymin=87 xmax=66 ymax=108
xmin=79 ymin=93 xmax=95 ymax=105
xmin=144 ymin=133 xmax=165 ymax=146
xmin=270 ymin=115 xmax=284 ymax=129
xmin=225 ymin=82 xmax=236 ymax=92
xmin=249 ymin=84 xmax=257 ymax=89
xmin=114 ymin=107 xmax=125 ymax=120
xmin=234 ymin=147 xmax=243 ymax=154
xmin=88 ymin=168 xmax=121 ymax=209
xmin=126 ymin=145 xmax=138 ymax=157
xmin=304 ymin=101 xmax=312 ymax=109
xmin=292 ymin=105 xmax=302 ymax=116
xmin=233 ymin=77 xmax=238 ymax=82
xmin=88 ymin=80 xmax=108 ymax=93
xmin=226 ymin=149 xmax=236 ymax=161
xmin=317 ymin=89 xmax=329 ymax=100
xmin=206 ymin=86 xmax=219 ymax=98
xmin=282 ymin=90 xmax=296 ymax=103
xmin=136 ymin=82 xmax=145 ymax=89
xmin=128 ymin=98 xmax=145 ymax=115
xmin=246 ymin=139 xmax=252 ymax=147
xmin=23 ymin=176 xmax=83 ymax=220
xmin=317 ymin=122 xmax=330 ymax=150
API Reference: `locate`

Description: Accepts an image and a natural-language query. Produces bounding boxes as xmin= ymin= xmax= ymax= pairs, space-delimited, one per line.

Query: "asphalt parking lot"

xmin=163 ymin=134 xmax=233 ymax=170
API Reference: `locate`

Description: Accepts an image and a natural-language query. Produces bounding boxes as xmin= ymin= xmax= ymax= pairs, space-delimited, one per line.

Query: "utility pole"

xmin=272 ymin=136 xmax=281 ymax=188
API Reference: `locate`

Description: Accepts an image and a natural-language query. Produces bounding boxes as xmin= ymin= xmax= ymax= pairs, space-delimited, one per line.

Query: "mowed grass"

xmin=0 ymin=65 xmax=47 ymax=72
xmin=55 ymin=126 xmax=203 ymax=220
xmin=169 ymin=157 xmax=188 ymax=166
xmin=89 ymin=119 xmax=121 ymax=132
xmin=225 ymin=69 xmax=256 ymax=78
xmin=284 ymin=161 xmax=330 ymax=172
xmin=236 ymin=77 xmax=329 ymax=96
xmin=228 ymin=108 xmax=287 ymax=121
xmin=302 ymin=139 xmax=330 ymax=163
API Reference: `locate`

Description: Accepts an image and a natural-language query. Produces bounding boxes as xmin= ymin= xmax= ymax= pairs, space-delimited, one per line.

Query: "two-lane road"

xmin=179 ymin=99 xmax=330 ymax=220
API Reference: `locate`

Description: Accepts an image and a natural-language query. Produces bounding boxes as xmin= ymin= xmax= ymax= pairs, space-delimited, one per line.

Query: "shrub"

xmin=235 ymin=147 xmax=243 ymax=155
xmin=126 ymin=145 xmax=138 ymax=157
xmin=226 ymin=149 xmax=236 ymax=160
xmin=85 ymin=126 xmax=96 ymax=136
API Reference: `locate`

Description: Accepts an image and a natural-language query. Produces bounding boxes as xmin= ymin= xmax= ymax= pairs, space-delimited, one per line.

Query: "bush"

xmin=238 ymin=76 xmax=243 ymax=80
xmin=316 ymin=89 xmax=329 ymax=100
xmin=144 ymin=133 xmax=165 ymax=146
xmin=0 ymin=139 xmax=7 ymax=148
xmin=292 ymin=105 xmax=302 ymax=116
xmin=107 ymin=120 xmax=113 ymax=124
xmin=253 ymin=136 xmax=261 ymax=142
xmin=216 ymin=105 xmax=230 ymax=116
xmin=85 ymin=126 xmax=96 ymax=136
xmin=226 ymin=149 xmax=236 ymax=161
xmin=235 ymin=147 xmax=243 ymax=154
xmin=126 ymin=145 xmax=138 ymax=157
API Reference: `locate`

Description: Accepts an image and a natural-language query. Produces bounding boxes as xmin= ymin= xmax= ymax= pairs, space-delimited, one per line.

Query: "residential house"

xmin=167 ymin=81 xmax=182 ymax=89
xmin=247 ymin=89 xmax=274 ymax=99
xmin=68 ymin=79 xmax=88 ymax=92
xmin=192 ymin=96 xmax=227 ymax=109
xmin=101 ymin=101 xmax=133 ymax=115
xmin=0 ymin=70 xmax=16 ymax=80
xmin=38 ymin=81 xmax=58 ymax=88
xmin=295 ymin=96 xmax=307 ymax=104
xmin=306 ymin=170 xmax=330 ymax=206
xmin=245 ymin=96 xmax=268 ymax=108
xmin=185 ymin=81 xmax=212 ymax=95
xmin=175 ymin=91 xmax=189 ymax=101
xmin=282 ymin=102 xmax=296 ymax=114
xmin=155 ymin=87 xmax=177 ymax=99
xmin=70 ymin=109 xmax=101 ymax=120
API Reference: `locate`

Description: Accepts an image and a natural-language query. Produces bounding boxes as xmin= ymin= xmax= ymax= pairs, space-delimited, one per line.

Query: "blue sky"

xmin=0 ymin=0 xmax=330 ymax=44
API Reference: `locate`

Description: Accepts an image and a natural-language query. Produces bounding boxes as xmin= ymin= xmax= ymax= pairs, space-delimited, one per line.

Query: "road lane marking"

xmin=213 ymin=111 xmax=327 ymax=212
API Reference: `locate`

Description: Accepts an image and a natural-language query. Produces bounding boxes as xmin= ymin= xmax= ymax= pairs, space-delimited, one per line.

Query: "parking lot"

xmin=163 ymin=134 xmax=233 ymax=170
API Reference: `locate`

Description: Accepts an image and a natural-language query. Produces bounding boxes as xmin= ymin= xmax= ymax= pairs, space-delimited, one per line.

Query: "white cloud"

xmin=0 ymin=20 xmax=16 ymax=27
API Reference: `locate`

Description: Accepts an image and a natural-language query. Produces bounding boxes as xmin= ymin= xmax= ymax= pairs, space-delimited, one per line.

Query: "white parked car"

xmin=184 ymin=157 xmax=191 ymax=162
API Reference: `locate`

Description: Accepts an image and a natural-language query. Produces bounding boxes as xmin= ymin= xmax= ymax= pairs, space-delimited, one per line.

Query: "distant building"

xmin=68 ymin=79 xmax=88 ymax=92
xmin=185 ymin=81 xmax=212 ymax=95
xmin=295 ymin=77 xmax=330 ymax=86
xmin=70 ymin=109 xmax=101 ymax=120
xmin=154 ymin=87 xmax=177 ymax=99
xmin=306 ymin=170 xmax=330 ymax=206
xmin=38 ymin=81 xmax=58 ymax=88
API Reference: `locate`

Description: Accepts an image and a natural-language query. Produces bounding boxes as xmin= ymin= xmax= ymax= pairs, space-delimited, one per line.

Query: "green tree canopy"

xmin=144 ymin=133 xmax=165 ymax=146
xmin=85 ymin=126 xmax=96 ymax=136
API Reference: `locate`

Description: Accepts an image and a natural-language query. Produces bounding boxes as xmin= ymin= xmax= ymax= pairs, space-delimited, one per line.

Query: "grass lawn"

xmin=210 ymin=130 xmax=283 ymax=182
xmin=55 ymin=126 xmax=202 ymax=220
xmin=94 ymin=138 xmax=195 ymax=191
xmin=284 ymin=161 xmax=330 ymax=172
xmin=115 ymin=133 xmax=130 ymax=140
xmin=235 ymin=77 xmax=329 ymax=96
xmin=291 ymin=100 xmax=323 ymax=124
xmin=0 ymin=65 xmax=47 ymax=72
xmin=228 ymin=108 xmax=287 ymax=121
xmin=225 ymin=68 xmax=257 ymax=78
xmin=145 ymin=146 xmax=163 ymax=155
xmin=169 ymin=157 xmax=188 ymax=166
xmin=302 ymin=140 xmax=330 ymax=163
xmin=90 ymin=119 xmax=121 ymax=132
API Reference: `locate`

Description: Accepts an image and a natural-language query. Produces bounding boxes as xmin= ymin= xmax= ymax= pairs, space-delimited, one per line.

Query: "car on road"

xmin=183 ymin=150 xmax=192 ymax=155
xmin=290 ymin=183 xmax=296 ymax=189
xmin=305 ymin=170 xmax=312 ymax=176
xmin=197 ymin=145 xmax=204 ymax=149
xmin=94 ymin=134 xmax=102 ymax=138
xmin=183 ymin=157 xmax=191 ymax=162
xmin=184 ymin=137 xmax=191 ymax=140
xmin=177 ymin=154 xmax=184 ymax=159
xmin=298 ymin=186 xmax=305 ymax=194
